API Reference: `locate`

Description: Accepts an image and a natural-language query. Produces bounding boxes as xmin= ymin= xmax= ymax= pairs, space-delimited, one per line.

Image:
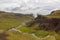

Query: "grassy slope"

xmin=46 ymin=10 xmax=60 ymax=18
xmin=0 ymin=11 xmax=34 ymax=30
xmin=0 ymin=11 xmax=37 ymax=40
xmin=18 ymin=26 xmax=59 ymax=40
xmin=0 ymin=12 xmax=53 ymax=40
xmin=7 ymin=31 xmax=40 ymax=40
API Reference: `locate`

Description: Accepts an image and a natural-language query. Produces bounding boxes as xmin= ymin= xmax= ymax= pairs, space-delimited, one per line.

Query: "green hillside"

xmin=0 ymin=11 xmax=34 ymax=30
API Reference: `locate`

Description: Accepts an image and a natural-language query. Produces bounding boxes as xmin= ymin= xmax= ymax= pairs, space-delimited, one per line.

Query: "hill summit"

xmin=47 ymin=10 xmax=60 ymax=18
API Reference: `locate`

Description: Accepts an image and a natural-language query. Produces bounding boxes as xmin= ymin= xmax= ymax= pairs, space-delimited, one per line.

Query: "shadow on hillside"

xmin=0 ymin=31 xmax=8 ymax=40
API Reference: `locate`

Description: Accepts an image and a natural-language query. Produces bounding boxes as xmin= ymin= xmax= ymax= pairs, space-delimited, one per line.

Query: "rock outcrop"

xmin=27 ymin=10 xmax=60 ymax=33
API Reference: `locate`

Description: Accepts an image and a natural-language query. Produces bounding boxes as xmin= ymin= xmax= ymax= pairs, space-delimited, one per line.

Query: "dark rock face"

xmin=27 ymin=15 xmax=60 ymax=33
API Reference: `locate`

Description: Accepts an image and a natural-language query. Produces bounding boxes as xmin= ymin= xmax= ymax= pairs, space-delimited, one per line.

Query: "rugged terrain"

xmin=0 ymin=10 xmax=60 ymax=40
xmin=27 ymin=10 xmax=60 ymax=33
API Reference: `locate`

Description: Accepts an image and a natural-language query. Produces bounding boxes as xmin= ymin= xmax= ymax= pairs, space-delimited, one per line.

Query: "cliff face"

xmin=27 ymin=10 xmax=60 ymax=33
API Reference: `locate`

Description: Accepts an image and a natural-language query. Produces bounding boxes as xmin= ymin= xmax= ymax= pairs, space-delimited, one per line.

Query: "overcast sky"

xmin=0 ymin=0 xmax=60 ymax=17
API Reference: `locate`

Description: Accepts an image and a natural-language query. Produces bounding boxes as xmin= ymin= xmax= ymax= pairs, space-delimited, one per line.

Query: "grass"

xmin=44 ymin=36 xmax=56 ymax=40
xmin=18 ymin=26 xmax=37 ymax=33
xmin=0 ymin=18 xmax=20 ymax=30
xmin=35 ymin=30 xmax=49 ymax=38
xmin=18 ymin=26 xmax=49 ymax=38
xmin=0 ymin=12 xmax=34 ymax=30
xmin=7 ymin=31 xmax=38 ymax=40
xmin=54 ymin=34 xmax=60 ymax=40
xmin=46 ymin=11 xmax=60 ymax=18
xmin=18 ymin=26 xmax=60 ymax=40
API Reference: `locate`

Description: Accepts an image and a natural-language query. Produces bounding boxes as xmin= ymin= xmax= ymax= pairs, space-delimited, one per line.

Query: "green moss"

xmin=18 ymin=26 xmax=36 ymax=33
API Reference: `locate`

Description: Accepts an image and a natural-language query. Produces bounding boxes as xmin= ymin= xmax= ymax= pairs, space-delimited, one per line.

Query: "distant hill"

xmin=47 ymin=10 xmax=60 ymax=18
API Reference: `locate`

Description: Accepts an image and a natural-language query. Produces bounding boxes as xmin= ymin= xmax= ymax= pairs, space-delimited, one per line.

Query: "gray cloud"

xmin=0 ymin=0 xmax=60 ymax=16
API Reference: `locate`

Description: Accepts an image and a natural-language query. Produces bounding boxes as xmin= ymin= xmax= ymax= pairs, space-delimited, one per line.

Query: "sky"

xmin=0 ymin=0 xmax=60 ymax=17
